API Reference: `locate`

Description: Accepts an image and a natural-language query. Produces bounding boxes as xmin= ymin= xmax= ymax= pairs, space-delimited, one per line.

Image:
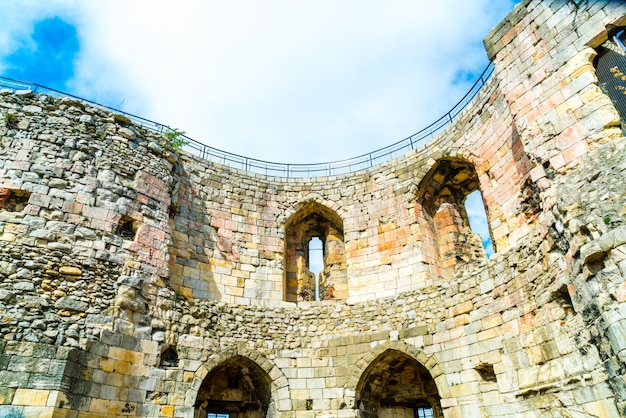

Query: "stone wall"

xmin=0 ymin=1 xmax=625 ymax=417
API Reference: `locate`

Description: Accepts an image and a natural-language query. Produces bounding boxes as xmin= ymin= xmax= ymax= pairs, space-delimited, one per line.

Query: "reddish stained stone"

xmin=0 ymin=188 xmax=10 ymax=209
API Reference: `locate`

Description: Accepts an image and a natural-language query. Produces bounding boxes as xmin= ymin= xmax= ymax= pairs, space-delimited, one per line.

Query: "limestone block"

xmin=54 ymin=297 xmax=88 ymax=313
xmin=12 ymin=388 xmax=49 ymax=406
xmin=605 ymin=320 xmax=626 ymax=356
xmin=582 ymin=400 xmax=621 ymax=417
xmin=517 ymin=367 xmax=539 ymax=390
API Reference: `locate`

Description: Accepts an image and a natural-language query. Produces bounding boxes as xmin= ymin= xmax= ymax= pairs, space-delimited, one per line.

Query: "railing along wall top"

xmin=0 ymin=63 xmax=494 ymax=178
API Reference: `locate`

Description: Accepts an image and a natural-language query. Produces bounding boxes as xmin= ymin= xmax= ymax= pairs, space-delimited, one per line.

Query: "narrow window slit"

xmin=465 ymin=190 xmax=493 ymax=257
xmin=308 ymin=237 xmax=323 ymax=301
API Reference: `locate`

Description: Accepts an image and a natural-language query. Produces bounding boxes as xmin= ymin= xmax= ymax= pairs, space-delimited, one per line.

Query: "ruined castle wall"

xmin=169 ymin=69 xmax=516 ymax=305
xmin=0 ymin=93 xmax=189 ymax=416
xmin=484 ymin=2 xmax=626 ymax=413
xmin=0 ymin=1 xmax=625 ymax=417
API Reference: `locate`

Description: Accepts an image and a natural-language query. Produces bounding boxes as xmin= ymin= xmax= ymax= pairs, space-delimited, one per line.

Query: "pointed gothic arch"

xmin=194 ymin=355 xmax=270 ymax=417
xmin=190 ymin=348 xmax=291 ymax=418
xmin=415 ymin=157 xmax=491 ymax=277
xmin=284 ymin=201 xmax=347 ymax=302
xmin=355 ymin=348 xmax=443 ymax=418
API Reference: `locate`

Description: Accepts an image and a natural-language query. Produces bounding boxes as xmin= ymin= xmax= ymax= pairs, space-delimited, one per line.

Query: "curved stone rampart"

xmin=1 ymin=1 xmax=626 ymax=417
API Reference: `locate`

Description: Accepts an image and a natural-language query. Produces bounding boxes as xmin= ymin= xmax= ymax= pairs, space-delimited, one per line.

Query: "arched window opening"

xmin=285 ymin=202 xmax=346 ymax=302
xmin=416 ymin=158 xmax=492 ymax=277
xmin=595 ymin=26 xmax=626 ymax=130
xmin=116 ymin=215 xmax=138 ymax=240
xmin=195 ymin=356 xmax=271 ymax=418
xmin=465 ymin=190 xmax=493 ymax=257
xmin=356 ymin=349 xmax=442 ymax=418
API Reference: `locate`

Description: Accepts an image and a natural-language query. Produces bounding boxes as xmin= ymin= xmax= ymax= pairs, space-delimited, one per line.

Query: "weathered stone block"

xmin=12 ymin=388 xmax=49 ymax=406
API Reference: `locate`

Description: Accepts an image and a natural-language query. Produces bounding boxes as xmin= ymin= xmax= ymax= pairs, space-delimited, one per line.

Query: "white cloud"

xmin=1 ymin=0 xmax=518 ymax=163
xmin=0 ymin=0 xmax=77 ymax=74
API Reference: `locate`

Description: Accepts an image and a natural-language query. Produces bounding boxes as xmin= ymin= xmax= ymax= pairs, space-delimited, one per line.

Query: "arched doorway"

xmin=356 ymin=349 xmax=443 ymax=418
xmin=194 ymin=356 xmax=272 ymax=418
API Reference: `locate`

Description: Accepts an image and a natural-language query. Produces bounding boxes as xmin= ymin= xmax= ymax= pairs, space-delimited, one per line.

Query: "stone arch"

xmin=414 ymin=157 xmax=491 ymax=278
xmin=347 ymin=341 xmax=448 ymax=397
xmin=283 ymin=193 xmax=347 ymax=223
xmin=351 ymin=342 xmax=446 ymax=418
xmin=189 ymin=347 xmax=290 ymax=417
xmin=284 ymin=200 xmax=347 ymax=302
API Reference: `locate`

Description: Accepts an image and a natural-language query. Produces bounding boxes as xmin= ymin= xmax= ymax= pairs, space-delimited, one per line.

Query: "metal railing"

xmin=0 ymin=62 xmax=494 ymax=178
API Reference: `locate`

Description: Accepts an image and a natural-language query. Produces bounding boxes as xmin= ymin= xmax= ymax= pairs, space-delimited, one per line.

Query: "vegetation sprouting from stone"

xmin=2 ymin=112 xmax=18 ymax=129
xmin=162 ymin=127 xmax=188 ymax=150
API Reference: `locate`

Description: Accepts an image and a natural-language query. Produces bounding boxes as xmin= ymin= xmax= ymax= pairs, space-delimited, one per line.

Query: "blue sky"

xmin=0 ymin=0 xmax=518 ymax=254
xmin=2 ymin=17 xmax=78 ymax=89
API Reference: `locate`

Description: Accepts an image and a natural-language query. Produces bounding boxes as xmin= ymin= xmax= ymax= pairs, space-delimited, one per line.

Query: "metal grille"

xmin=595 ymin=45 xmax=626 ymax=124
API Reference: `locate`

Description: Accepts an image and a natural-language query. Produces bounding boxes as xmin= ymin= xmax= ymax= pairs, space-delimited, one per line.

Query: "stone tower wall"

xmin=0 ymin=1 xmax=626 ymax=417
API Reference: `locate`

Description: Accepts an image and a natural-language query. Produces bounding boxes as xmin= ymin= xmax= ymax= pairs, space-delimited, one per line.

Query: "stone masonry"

xmin=0 ymin=1 xmax=626 ymax=417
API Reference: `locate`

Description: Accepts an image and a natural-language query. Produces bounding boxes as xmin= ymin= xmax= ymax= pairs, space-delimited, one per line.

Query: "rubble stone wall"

xmin=0 ymin=1 xmax=625 ymax=417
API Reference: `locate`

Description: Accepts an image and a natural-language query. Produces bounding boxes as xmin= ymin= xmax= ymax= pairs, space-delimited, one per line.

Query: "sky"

xmin=0 ymin=0 xmax=518 ymax=255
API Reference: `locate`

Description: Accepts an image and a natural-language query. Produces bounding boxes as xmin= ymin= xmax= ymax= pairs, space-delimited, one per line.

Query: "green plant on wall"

xmin=71 ymin=123 xmax=85 ymax=135
xmin=162 ymin=127 xmax=188 ymax=150
xmin=2 ymin=113 xmax=18 ymax=129
xmin=113 ymin=140 xmax=128 ymax=156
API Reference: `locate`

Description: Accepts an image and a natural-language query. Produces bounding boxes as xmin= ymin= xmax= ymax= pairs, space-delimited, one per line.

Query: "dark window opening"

xmin=160 ymin=346 xmax=179 ymax=368
xmin=0 ymin=188 xmax=31 ymax=212
xmin=595 ymin=27 xmax=626 ymax=128
xmin=551 ymin=284 xmax=575 ymax=318
xmin=475 ymin=363 xmax=497 ymax=383
xmin=116 ymin=215 xmax=138 ymax=240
